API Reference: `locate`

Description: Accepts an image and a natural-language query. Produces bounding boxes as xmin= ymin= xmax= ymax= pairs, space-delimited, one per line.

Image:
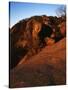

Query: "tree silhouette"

xmin=56 ymin=6 xmax=66 ymax=18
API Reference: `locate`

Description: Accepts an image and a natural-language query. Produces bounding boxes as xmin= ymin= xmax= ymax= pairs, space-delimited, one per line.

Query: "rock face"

xmin=9 ymin=15 xmax=66 ymax=88
xmin=10 ymin=15 xmax=66 ymax=69
xmin=10 ymin=38 xmax=66 ymax=88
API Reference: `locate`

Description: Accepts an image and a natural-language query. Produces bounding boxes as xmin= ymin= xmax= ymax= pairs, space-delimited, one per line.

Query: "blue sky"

xmin=9 ymin=2 xmax=65 ymax=28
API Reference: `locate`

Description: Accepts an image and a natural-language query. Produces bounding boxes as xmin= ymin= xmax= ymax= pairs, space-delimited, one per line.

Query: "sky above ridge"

xmin=9 ymin=2 xmax=65 ymax=28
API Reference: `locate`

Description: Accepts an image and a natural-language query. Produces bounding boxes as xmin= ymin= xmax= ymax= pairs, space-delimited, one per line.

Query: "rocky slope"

xmin=10 ymin=38 xmax=66 ymax=88
xmin=9 ymin=15 xmax=66 ymax=88
xmin=10 ymin=15 xmax=65 ymax=69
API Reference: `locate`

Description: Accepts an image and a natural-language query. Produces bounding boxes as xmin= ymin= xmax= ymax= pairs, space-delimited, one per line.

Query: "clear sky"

xmin=9 ymin=2 xmax=65 ymax=28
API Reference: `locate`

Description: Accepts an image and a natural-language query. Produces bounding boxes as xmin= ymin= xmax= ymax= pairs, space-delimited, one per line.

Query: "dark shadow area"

xmin=38 ymin=24 xmax=53 ymax=47
xmin=10 ymin=47 xmax=28 ymax=69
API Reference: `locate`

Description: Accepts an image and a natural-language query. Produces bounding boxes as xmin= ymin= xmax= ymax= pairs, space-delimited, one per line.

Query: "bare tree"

xmin=56 ymin=6 xmax=66 ymax=17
